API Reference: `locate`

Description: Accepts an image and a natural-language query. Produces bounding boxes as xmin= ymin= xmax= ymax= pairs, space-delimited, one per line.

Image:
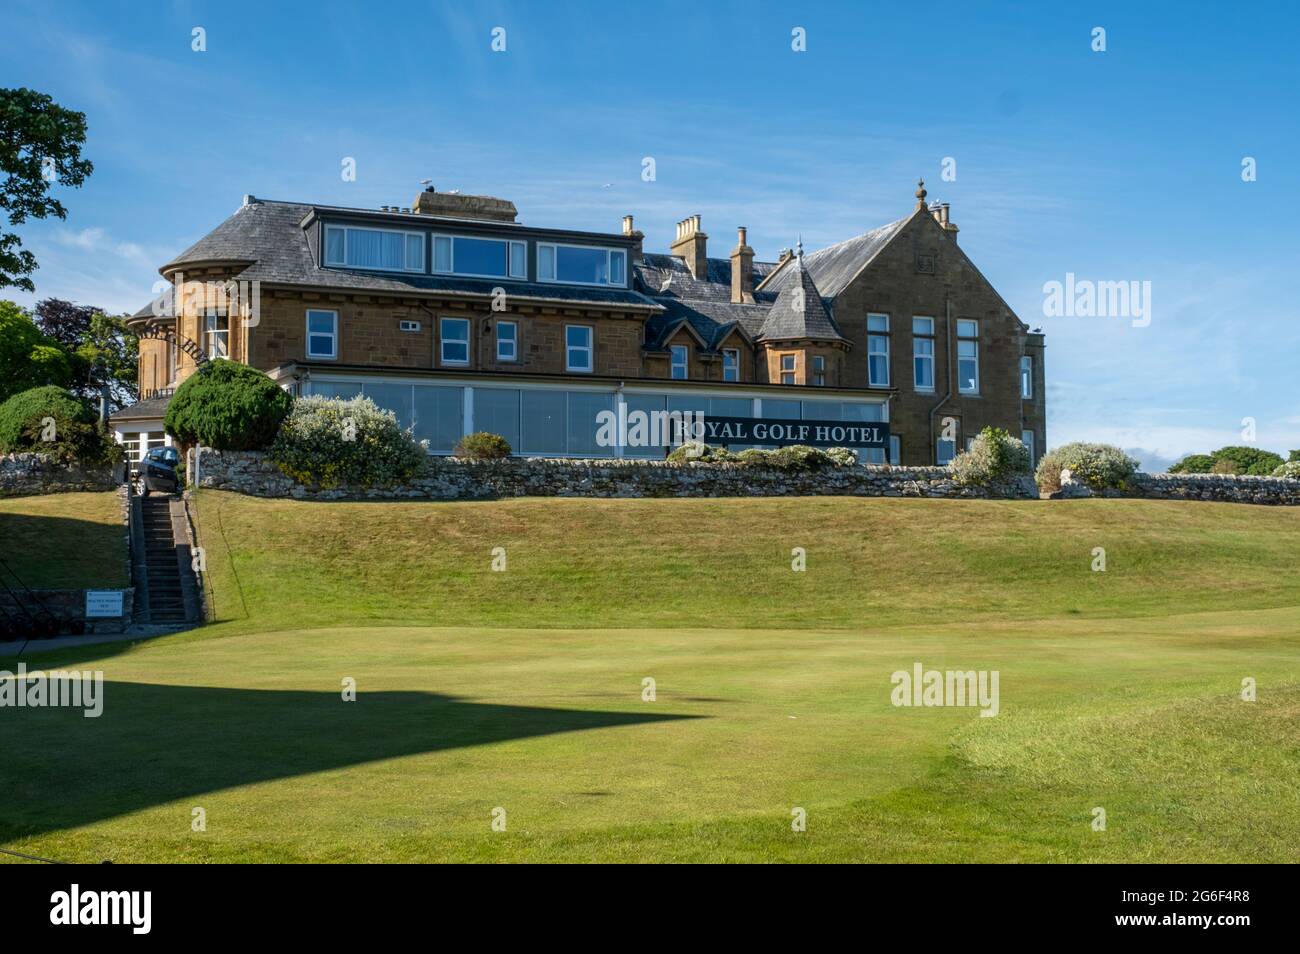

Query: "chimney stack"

xmin=928 ymin=200 xmax=958 ymax=243
xmin=622 ymin=214 xmax=645 ymax=263
xmin=412 ymin=184 xmax=518 ymax=222
xmin=670 ymin=214 xmax=708 ymax=280
xmin=730 ymin=226 xmax=755 ymax=304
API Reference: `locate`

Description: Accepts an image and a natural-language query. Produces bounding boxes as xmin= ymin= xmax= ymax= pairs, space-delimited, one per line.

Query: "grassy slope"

xmin=0 ymin=491 xmax=128 ymax=589
xmin=1 ymin=491 xmax=1297 ymax=863
xmin=190 ymin=492 xmax=1300 ymax=632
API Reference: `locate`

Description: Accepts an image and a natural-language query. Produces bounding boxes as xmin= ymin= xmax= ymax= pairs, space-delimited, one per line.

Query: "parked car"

xmin=132 ymin=446 xmax=181 ymax=497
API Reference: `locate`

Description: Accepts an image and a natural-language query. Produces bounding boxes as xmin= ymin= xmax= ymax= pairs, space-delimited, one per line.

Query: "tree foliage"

xmin=164 ymin=359 xmax=292 ymax=450
xmin=0 ymin=299 xmax=72 ymax=401
xmin=0 ymin=88 xmax=94 ymax=291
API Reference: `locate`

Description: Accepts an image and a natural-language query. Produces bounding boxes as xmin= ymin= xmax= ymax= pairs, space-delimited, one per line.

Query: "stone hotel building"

xmin=113 ymin=180 xmax=1046 ymax=465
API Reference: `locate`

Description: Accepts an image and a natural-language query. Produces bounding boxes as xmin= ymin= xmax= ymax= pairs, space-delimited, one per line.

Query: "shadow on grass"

xmin=0 ymin=681 xmax=700 ymax=843
xmin=0 ymin=509 xmax=128 ymax=590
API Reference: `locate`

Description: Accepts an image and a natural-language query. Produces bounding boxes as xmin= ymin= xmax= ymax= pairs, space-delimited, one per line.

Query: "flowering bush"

xmin=666 ymin=443 xmax=859 ymax=469
xmin=1035 ymin=442 xmax=1139 ymax=494
xmin=269 ymin=395 xmax=426 ymax=488
xmin=454 ymin=431 xmax=512 ymax=460
xmin=1271 ymin=461 xmax=1300 ymax=479
xmin=950 ymin=427 xmax=1032 ymax=487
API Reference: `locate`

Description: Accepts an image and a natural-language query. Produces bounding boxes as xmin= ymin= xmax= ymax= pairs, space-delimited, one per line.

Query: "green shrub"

xmin=667 ymin=442 xmax=737 ymax=463
xmin=1271 ymin=461 xmax=1300 ymax=479
xmin=824 ymin=446 xmax=861 ymax=467
xmin=1035 ymin=442 xmax=1140 ymax=494
xmin=269 ymin=395 xmax=427 ymax=489
xmin=1169 ymin=453 xmax=1216 ymax=474
xmin=951 ymin=426 xmax=1032 ymax=487
xmin=1207 ymin=446 xmax=1284 ymax=476
xmin=0 ymin=385 xmax=112 ymax=464
xmin=1171 ymin=446 xmax=1284 ymax=476
xmin=164 ymin=360 xmax=292 ymax=450
xmin=667 ymin=443 xmax=860 ymax=470
xmin=1290 ymin=450 xmax=1300 ymax=463
xmin=454 ymin=431 xmax=512 ymax=460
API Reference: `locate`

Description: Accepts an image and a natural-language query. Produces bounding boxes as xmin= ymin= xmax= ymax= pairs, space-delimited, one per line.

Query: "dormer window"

xmin=324 ymin=225 xmax=424 ymax=272
xmin=432 ymin=235 xmax=527 ymax=280
xmin=537 ymin=243 xmax=627 ymax=287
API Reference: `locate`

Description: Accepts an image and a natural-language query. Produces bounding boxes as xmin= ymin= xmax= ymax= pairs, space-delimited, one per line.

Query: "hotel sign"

xmin=699 ymin=415 xmax=889 ymax=449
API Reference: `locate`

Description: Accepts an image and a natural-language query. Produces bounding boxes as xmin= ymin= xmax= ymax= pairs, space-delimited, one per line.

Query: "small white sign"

xmin=85 ymin=590 xmax=125 ymax=618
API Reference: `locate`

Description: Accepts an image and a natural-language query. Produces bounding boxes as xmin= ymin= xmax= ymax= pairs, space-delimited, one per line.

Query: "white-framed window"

xmin=324 ymin=225 xmax=424 ymax=272
xmin=205 ymin=312 xmax=229 ymax=358
xmin=1021 ymin=429 xmax=1036 ymax=464
xmin=867 ymin=313 xmax=890 ymax=386
xmin=566 ymin=325 xmax=593 ymax=372
xmin=440 ymin=317 xmax=470 ymax=366
xmin=670 ymin=344 xmax=689 ymax=380
xmin=957 ymin=319 xmax=979 ymax=394
xmin=399 ymin=320 xmax=421 ymax=333
xmin=496 ymin=321 xmax=517 ymax=362
xmin=1020 ymin=355 xmax=1033 ymax=399
xmin=780 ymin=353 xmax=796 ymax=385
xmin=430 ymin=234 xmax=528 ymax=280
xmin=537 ymin=243 xmax=627 ymax=287
xmin=305 ymin=309 xmax=338 ymax=359
xmin=936 ymin=435 xmax=957 ymax=466
xmin=889 ymin=434 xmax=901 ymax=465
xmin=913 ymin=316 xmax=935 ymax=391
xmin=722 ymin=348 xmax=740 ymax=382
xmin=812 ymin=354 xmax=826 ymax=386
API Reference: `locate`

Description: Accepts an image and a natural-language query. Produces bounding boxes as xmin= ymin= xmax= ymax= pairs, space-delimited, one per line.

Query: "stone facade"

xmin=196 ymin=449 xmax=1038 ymax=501
xmin=0 ymin=453 xmax=119 ymax=497
xmin=827 ymin=209 xmax=1046 ymax=464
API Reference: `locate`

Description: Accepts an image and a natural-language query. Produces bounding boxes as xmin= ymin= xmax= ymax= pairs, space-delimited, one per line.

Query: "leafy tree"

xmin=1169 ymin=453 xmax=1216 ymax=474
xmin=0 ymin=299 xmax=72 ymax=401
xmin=34 ymin=299 xmax=138 ymax=410
xmin=0 ymin=88 xmax=94 ymax=291
xmin=1208 ymin=445 xmax=1284 ymax=476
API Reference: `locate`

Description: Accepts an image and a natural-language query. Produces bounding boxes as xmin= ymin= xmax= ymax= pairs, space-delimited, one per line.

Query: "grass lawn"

xmin=0 ymin=491 xmax=128 ymax=589
xmin=1 ymin=491 xmax=1297 ymax=862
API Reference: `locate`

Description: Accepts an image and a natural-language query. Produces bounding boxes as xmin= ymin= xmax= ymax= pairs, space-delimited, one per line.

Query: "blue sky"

xmin=4 ymin=0 xmax=1298 ymax=468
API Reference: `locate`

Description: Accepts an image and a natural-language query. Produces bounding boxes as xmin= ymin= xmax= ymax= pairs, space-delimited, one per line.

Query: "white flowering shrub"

xmin=269 ymin=395 xmax=427 ymax=489
xmin=950 ymin=427 xmax=1032 ymax=487
xmin=1035 ymin=441 xmax=1139 ymax=494
xmin=1270 ymin=461 xmax=1300 ymax=479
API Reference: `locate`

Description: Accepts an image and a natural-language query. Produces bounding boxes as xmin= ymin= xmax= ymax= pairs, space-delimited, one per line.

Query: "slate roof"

xmin=757 ymin=254 xmax=844 ymax=342
xmin=759 ymin=216 xmax=910 ymax=298
xmin=634 ymin=214 xmax=914 ymax=349
xmin=159 ymin=199 xmax=663 ymax=312
xmin=109 ymin=393 xmax=172 ymax=423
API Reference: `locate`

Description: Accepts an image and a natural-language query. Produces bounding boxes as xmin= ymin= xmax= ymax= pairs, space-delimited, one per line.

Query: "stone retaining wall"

xmin=0 ymin=453 xmax=118 ymax=497
xmin=196 ymin=449 xmax=1039 ymax=501
xmin=0 ymin=588 xmax=135 ymax=634
xmin=1126 ymin=472 xmax=1300 ymax=505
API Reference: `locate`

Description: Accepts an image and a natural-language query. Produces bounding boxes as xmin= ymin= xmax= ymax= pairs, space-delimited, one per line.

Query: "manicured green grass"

xmin=190 ymin=491 xmax=1300 ymax=632
xmin=0 ymin=491 xmax=128 ymax=588
xmin=1 ymin=491 xmax=1297 ymax=862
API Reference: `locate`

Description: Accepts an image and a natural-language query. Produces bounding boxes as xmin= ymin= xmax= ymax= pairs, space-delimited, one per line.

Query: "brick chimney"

xmin=670 ymin=215 xmax=708 ymax=280
xmin=412 ymin=184 xmax=517 ymax=222
xmin=730 ymin=226 xmax=755 ymax=304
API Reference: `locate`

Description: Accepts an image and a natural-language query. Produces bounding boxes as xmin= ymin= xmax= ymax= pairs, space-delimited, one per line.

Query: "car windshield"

xmin=148 ymin=448 xmax=179 ymax=465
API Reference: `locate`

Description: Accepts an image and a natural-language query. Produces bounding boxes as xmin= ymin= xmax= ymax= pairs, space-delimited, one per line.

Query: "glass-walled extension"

xmin=304 ymin=374 xmax=893 ymax=461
